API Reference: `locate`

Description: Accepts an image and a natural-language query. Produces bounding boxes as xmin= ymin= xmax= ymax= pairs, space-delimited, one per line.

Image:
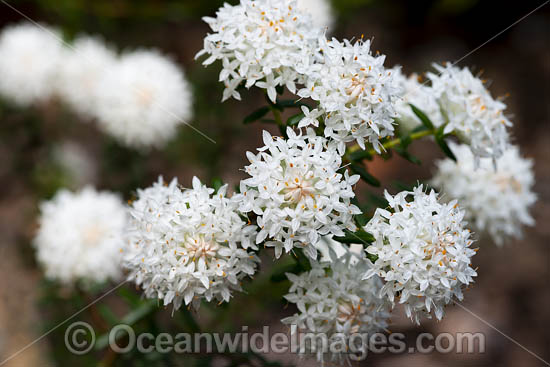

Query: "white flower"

xmin=196 ymin=0 xmax=320 ymax=102
xmin=34 ymin=187 xmax=126 ymax=285
xmin=124 ymin=177 xmax=259 ymax=310
xmin=427 ymin=63 xmax=511 ymax=160
xmin=392 ymin=66 xmax=444 ymax=132
xmin=363 ymin=186 xmax=477 ymax=324
xmin=282 ymin=250 xmax=391 ymax=364
xmin=296 ymin=0 xmax=335 ymax=31
xmin=52 ymin=141 xmax=97 ymax=188
xmin=235 ymin=128 xmax=361 ymax=259
xmin=57 ymin=36 xmax=117 ymax=118
xmin=0 ymin=22 xmax=64 ymax=106
xmin=298 ymin=37 xmax=399 ymax=152
xmin=95 ymin=50 xmax=193 ymax=148
xmin=432 ymin=143 xmax=536 ymax=246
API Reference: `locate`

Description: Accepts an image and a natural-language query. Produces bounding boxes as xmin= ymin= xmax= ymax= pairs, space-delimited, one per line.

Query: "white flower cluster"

xmin=124 ymin=177 xmax=259 ymax=310
xmin=235 ymin=128 xmax=360 ymax=259
xmin=0 ymin=22 xmax=193 ymax=149
xmin=34 ymin=187 xmax=126 ymax=285
xmin=95 ymin=50 xmax=193 ymax=148
xmin=56 ymin=36 xmax=117 ymax=118
xmin=364 ymin=186 xmax=477 ymax=324
xmin=282 ymin=250 xmax=391 ymax=364
xmin=432 ymin=143 xmax=536 ymax=246
xmin=392 ymin=66 xmax=444 ymax=132
xmin=0 ymin=22 xmax=64 ymax=106
xmin=428 ymin=63 xmax=511 ymax=160
xmin=298 ymin=37 xmax=399 ymax=153
xmin=196 ymin=0 xmax=320 ymax=102
xmin=296 ymin=0 xmax=335 ymax=31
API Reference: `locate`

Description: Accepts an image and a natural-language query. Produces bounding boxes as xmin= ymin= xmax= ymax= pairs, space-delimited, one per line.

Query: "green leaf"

xmin=411 ymin=124 xmax=429 ymax=134
xmin=275 ymin=99 xmax=310 ymax=109
xmin=117 ymin=286 xmax=141 ymax=307
xmin=98 ymin=305 xmax=119 ymax=326
xmin=286 ymin=112 xmax=305 ymax=126
xmin=394 ymin=147 xmax=422 ymax=165
xmin=270 ymin=263 xmax=301 ymax=282
xmin=243 ymin=106 xmax=270 ymax=124
xmin=351 ymin=163 xmax=380 ymax=187
xmin=365 ymin=253 xmax=379 ymax=263
xmin=293 ymin=248 xmax=312 ymax=271
xmin=435 ymin=124 xmax=457 ymax=161
xmin=351 ymin=197 xmax=371 ymax=227
xmin=435 ymin=136 xmax=456 ymax=161
xmin=399 ymin=132 xmax=412 ymax=149
xmin=211 ymin=177 xmax=223 ymax=192
xmin=95 ymin=300 xmax=157 ymax=350
xmin=333 ymin=229 xmax=375 ymax=245
xmin=349 ymin=149 xmax=373 ymax=162
xmin=410 ymin=103 xmax=434 ymax=130
xmin=367 ymin=192 xmax=389 ymax=209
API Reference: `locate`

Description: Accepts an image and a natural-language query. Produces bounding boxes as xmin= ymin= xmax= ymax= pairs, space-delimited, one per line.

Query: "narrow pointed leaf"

xmin=410 ymin=103 xmax=434 ymax=130
xmin=286 ymin=112 xmax=305 ymax=126
xmin=351 ymin=163 xmax=380 ymax=186
xmin=333 ymin=229 xmax=375 ymax=245
xmin=243 ymin=106 xmax=270 ymax=124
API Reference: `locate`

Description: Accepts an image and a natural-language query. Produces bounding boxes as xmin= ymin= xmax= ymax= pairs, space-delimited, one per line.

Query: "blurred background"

xmin=0 ymin=0 xmax=548 ymax=366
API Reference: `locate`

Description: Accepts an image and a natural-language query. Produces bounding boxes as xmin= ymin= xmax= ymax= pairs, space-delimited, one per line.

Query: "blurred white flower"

xmin=282 ymin=249 xmax=391 ymax=364
xmin=196 ymin=0 xmax=320 ymax=102
xmin=124 ymin=177 xmax=259 ymax=310
xmin=95 ymin=50 xmax=193 ymax=148
xmin=298 ymin=37 xmax=399 ymax=153
xmin=296 ymin=0 xmax=335 ymax=31
xmin=235 ymin=128 xmax=360 ymax=259
xmin=34 ymin=187 xmax=126 ymax=285
xmin=364 ymin=186 xmax=477 ymax=324
xmin=57 ymin=36 xmax=117 ymax=118
xmin=392 ymin=66 xmax=444 ymax=132
xmin=432 ymin=143 xmax=536 ymax=246
xmin=428 ymin=63 xmax=511 ymax=160
xmin=0 ymin=22 xmax=64 ymax=106
xmin=52 ymin=141 xmax=97 ymax=188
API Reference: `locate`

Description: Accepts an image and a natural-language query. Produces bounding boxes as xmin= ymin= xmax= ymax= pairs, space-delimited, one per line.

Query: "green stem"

xmin=269 ymin=105 xmax=285 ymax=135
xmin=95 ymin=299 xmax=158 ymax=351
xmin=347 ymin=128 xmax=435 ymax=157
xmin=180 ymin=306 xmax=201 ymax=334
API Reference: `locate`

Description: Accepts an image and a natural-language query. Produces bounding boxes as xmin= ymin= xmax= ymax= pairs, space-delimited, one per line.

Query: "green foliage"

xmin=350 ymin=163 xmax=381 ymax=187
xmin=435 ymin=124 xmax=457 ymax=161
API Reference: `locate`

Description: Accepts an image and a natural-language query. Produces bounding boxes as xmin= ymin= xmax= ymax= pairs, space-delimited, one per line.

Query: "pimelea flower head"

xmin=432 ymin=143 xmax=536 ymax=246
xmin=427 ymin=63 xmax=511 ymax=161
xmin=34 ymin=187 xmax=126 ymax=286
xmin=0 ymin=22 xmax=64 ymax=106
xmin=235 ymin=128 xmax=361 ymax=259
xmin=57 ymin=36 xmax=117 ymax=118
xmin=392 ymin=66 xmax=444 ymax=132
xmin=195 ymin=0 xmax=320 ymax=102
xmin=95 ymin=50 xmax=193 ymax=148
xmin=298 ymin=37 xmax=399 ymax=153
xmin=282 ymin=249 xmax=392 ymax=364
xmin=124 ymin=177 xmax=259 ymax=310
xmin=363 ymin=185 xmax=477 ymax=324
xmin=296 ymin=0 xmax=335 ymax=31
xmin=52 ymin=141 xmax=97 ymax=188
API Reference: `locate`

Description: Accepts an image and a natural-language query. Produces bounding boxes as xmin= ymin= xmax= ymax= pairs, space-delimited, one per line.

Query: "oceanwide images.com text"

xmin=65 ymin=322 xmax=486 ymax=359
